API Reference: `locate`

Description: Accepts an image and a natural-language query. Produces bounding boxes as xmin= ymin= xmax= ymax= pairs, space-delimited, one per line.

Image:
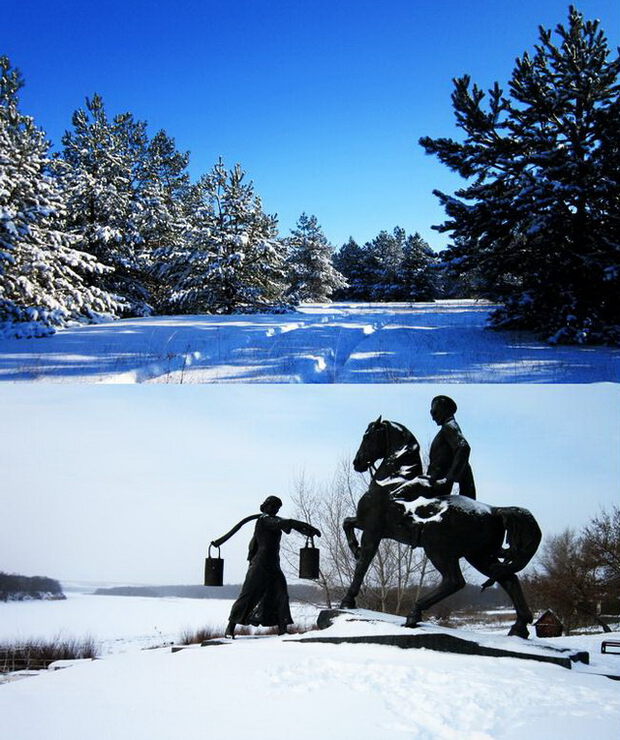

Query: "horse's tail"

xmin=481 ymin=506 xmax=542 ymax=589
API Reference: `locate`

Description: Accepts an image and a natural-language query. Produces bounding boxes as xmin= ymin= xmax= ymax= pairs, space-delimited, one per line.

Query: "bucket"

xmin=204 ymin=544 xmax=224 ymax=587
xmin=299 ymin=537 xmax=320 ymax=580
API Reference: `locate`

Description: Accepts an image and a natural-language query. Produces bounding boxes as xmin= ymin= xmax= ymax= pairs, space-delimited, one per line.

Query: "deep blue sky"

xmin=5 ymin=0 xmax=620 ymax=249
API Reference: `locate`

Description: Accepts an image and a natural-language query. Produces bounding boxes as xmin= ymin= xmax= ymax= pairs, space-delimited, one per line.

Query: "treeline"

xmin=0 ymin=57 xmax=446 ymax=336
xmin=94 ymin=583 xmax=322 ymax=601
xmin=334 ymin=228 xmax=440 ymax=302
xmin=91 ymin=580 xmax=508 ymax=613
xmin=351 ymin=582 xmax=511 ymax=617
xmin=0 ymin=55 xmax=444 ymax=341
xmin=523 ymin=506 xmax=620 ymax=634
xmin=0 ymin=572 xmax=65 ymax=601
xmin=0 ymin=58 xmax=351 ymax=338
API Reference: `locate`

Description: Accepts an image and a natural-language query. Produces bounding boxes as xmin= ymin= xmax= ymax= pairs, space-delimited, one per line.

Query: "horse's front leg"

xmin=343 ymin=516 xmax=361 ymax=559
xmin=340 ymin=531 xmax=380 ymax=609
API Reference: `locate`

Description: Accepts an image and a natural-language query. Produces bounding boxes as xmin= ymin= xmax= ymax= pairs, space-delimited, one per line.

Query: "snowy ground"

xmin=1 ymin=593 xmax=619 ymax=739
xmin=0 ymin=301 xmax=618 ymax=383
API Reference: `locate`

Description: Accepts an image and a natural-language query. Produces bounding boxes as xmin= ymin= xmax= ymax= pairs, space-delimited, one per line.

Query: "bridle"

xmin=364 ymin=420 xmax=393 ymax=481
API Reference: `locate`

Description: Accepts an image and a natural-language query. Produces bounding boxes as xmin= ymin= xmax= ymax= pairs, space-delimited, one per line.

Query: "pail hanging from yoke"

xmin=204 ymin=544 xmax=224 ymax=587
xmin=299 ymin=536 xmax=320 ymax=580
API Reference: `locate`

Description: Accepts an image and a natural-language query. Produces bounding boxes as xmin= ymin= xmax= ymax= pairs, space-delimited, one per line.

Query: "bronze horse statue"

xmin=341 ymin=417 xmax=542 ymax=638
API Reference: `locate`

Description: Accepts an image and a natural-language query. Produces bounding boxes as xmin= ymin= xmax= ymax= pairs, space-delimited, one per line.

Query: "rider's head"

xmin=430 ymin=396 xmax=457 ymax=425
xmin=260 ymin=495 xmax=283 ymax=516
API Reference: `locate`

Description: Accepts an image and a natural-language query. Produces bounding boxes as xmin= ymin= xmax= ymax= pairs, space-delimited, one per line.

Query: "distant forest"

xmin=0 ymin=575 xmax=513 ymax=611
xmin=93 ymin=582 xmax=512 ymax=613
xmin=94 ymin=583 xmax=324 ymax=601
xmin=0 ymin=572 xmax=65 ymax=601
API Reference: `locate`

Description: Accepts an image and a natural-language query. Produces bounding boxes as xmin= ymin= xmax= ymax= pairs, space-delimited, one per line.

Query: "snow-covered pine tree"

xmin=367 ymin=228 xmax=406 ymax=300
xmin=60 ymin=94 xmax=152 ymax=315
xmin=136 ymin=130 xmax=191 ymax=312
xmin=169 ymin=159 xmax=287 ymax=313
xmin=434 ymin=248 xmax=481 ymax=298
xmin=333 ymin=237 xmax=372 ymax=299
xmin=420 ymin=6 xmax=620 ymax=343
xmin=334 ymin=229 xmax=439 ymax=301
xmin=400 ymin=232 xmax=439 ymax=301
xmin=284 ymin=213 xmax=346 ymax=302
xmin=0 ymin=57 xmax=120 ymax=338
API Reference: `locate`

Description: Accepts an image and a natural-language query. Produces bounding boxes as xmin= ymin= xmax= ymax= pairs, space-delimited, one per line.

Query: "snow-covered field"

xmin=1 ymin=301 xmax=618 ymax=383
xmin=1 ymin=593 xmax=619 ymax=739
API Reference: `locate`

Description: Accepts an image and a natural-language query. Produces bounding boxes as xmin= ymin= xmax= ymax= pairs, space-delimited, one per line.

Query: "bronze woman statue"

xmin=213 ymin=496 xmax=320 ymax=638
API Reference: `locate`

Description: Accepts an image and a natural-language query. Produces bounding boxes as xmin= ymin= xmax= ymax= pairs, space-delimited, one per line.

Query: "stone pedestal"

xmin=294 ymin=608 xmax=590 ymax=670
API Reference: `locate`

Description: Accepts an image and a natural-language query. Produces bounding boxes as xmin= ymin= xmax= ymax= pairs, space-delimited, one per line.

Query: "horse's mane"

xmin=383 ymin=420 xmax=418 ymax=451
xmin=374 ymin=420 xmax=421 ymax=484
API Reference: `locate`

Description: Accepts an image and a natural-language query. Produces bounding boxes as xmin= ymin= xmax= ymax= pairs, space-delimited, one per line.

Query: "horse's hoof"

xmin=340 ymin=597 xmax=356 ymax=609
xmin=404 ymin=612 xmax=421 ymax=628
xmin=508 ymin=624 xmax=529 ymax=639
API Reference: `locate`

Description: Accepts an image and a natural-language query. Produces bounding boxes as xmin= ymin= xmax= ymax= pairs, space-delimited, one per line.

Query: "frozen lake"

xmin=0 ymin=591 xmax=320 ymax=655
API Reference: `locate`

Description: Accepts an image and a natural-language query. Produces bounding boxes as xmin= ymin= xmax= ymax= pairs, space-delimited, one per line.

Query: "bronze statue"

xmin=428 ymin=395 xmax=476 ymax=498
xmin=212 ymin=496 xmax=320 ymax=639
xmin=341 ymin=415 xmax=541 ymax=638
xmin=396 ymin=395 xmax=476 ymax=500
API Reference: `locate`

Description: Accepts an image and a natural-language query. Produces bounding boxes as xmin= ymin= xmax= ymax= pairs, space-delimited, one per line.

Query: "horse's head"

xmin=353 ymin=416 xmax=388 ymax=472
xmin=353 ymin=417 xmax=423 ymax=481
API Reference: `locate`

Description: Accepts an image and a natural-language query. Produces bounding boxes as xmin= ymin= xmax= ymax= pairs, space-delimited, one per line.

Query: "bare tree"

xmin=281 ymin=462 xmax=359 ymax=609
xmin=525 ymin=527 xmax=612 ymax=634
xmin=583 ymin=506 xmax=620 ymax=585
xmin=284 ymin=458 xmax=429 ymax=614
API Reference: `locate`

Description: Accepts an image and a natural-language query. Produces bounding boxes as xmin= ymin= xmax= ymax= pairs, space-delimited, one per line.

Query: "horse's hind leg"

xmin=340 ymin=531 xmax=380 ymax=609
xmin=406 ymin=551 xmax=465 ymax=628
xmin=466 ymin=553 xmax=533 ymax=638
xmin=500 ymin=574 xmax=533 ymax=638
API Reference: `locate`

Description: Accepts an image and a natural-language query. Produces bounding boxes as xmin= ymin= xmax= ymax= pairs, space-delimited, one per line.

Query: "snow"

xmin=1 ymin=594 xmax=619 ymax=739
xmin=301 ymin=609 xmax=612 ymax=668
xmin=0 ymin=300 xmax=618 ymax=383
xmin=404 ymin=496 xmax=449 ymax=522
